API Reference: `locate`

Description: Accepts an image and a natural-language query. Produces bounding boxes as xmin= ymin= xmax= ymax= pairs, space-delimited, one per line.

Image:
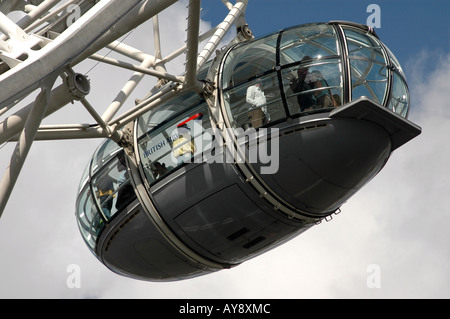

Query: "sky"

xmin=0 ymin=0 xmax=449 ymax=299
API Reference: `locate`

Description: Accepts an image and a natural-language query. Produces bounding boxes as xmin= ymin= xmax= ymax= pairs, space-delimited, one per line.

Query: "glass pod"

xmin=75 ymin=22 xmax=421 ymax=281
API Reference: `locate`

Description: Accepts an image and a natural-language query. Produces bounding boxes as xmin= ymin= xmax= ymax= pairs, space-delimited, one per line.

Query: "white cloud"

xmin=1 ymin=2 xmax=449 ymax=299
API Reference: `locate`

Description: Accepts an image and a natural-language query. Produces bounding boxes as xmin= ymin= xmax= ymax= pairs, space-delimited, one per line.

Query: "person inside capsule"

xmin=95 ymin=172 xmax=114 ymax=218
xmin=115 ymin=154 xmax=134 ymax=212
xmin=150 ymin=161 xmax=169 ymax=179
xmin=308 ymin=70 xmax=338 ymax=108
xmin=289 ymin=56 xmax=339 ymax=112
xmin=246 ymin=78 xmax=269 ymax=128
xmin=290 ymin=61 xmax=317 ymax=112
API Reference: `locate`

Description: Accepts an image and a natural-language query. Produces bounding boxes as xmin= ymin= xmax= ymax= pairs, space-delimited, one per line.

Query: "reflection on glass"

xmin=221 ymin=32 xmax=285 ymax=129
xmin=221 ymin=34 xmax=278 ymax=91
xmin=385 ymin=46 xmax=405 ymax=77
xmin=76 ymin=149 xmax=136 ymax=250
xmin=138 ymin=103 xmax=212 ymax=186
xmin=345 ymin=28 xmax=386 ymax=64
xmin=91 ymin=139 xmax=121 ymax=177
xmin=136 ymin=92 xmax=202 ymax=138
xmin=389 ymin=71 xmax=409 ymax=117
xmin=91 ymin=153 xmax=136 ymax=220
xmin=222 ymin=23 xmax=347 ymax=123
xmin=221 ymin=23 xmax=410 ymax=122
xmin=280 ymin=24 xmax=339 ymax=64
xmin=76 ymin=184 xmax=103 ymax=250
xmin=246 ymin=79 xmax=267 ymax=128
xmin=224 ymin=73 xmax=284 ymax=129
xmin=283 ymin=60 xmax=343 ymax=115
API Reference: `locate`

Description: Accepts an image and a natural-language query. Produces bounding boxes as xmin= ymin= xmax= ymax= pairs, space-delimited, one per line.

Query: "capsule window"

xmin=137 ymin=103 xmax=212 ymax=186
xmin=224 ymin=72 xmax=284 ymax=129
xmin=91 ymin=139 xmax=121 ymax=177
xmin=91 ymin=154 xmax=133 ymax=220
xmin=389 ymin=71 xmax=409 ymax=117
xmin=221 ymin=34 xmax=278 ymax=91
xmin=76 ymin=184 xmax=103 ymax=250
xmin=222 ymin=33 xmax=284 ymax=129
xmin=136 ymin=91 xmax=202 ymax=138
xmin=279 ymin=24 xmax=339 ymax=64
xmin=344 ymin=27 xmax=389 ymax=104
xmin=282 ymin=59 xmax=343 ymax=115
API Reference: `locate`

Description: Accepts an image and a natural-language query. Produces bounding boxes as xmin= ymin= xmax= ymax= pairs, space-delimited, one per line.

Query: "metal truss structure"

xmin=0 ymin=0 xmax=252 ymax=217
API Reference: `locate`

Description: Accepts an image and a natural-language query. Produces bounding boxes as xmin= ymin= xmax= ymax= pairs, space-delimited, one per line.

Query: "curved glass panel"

xmin=222 ymin=23 xmax=344 ymax=126
xmin=279 ymin=23 xmax=339 ymax=64
xmin=221 ymin=34 xmax=278 ymax=91
xmin=224 ymin=72 xmax=284 ymax=129
xmin=76 ymin=183 xmax=104 ymax=250
xmin=221 ymin=22 xmax=410 ymax=125
xmin=344 ymin=27 xmax=389 ymax=104
xmin=91 ymin=154 xmax=133 ymax=219
xmin=385 ymin=46 xmax=405 ymax=77
xmin=282 ymin=59 xmax=343 ymax=115
xmin=78 ymin=159 xmax=91 ymax=194
xmin=76 ymin=143 xmax=136 ymax=250
xmin=221 ymin=34 xmax=281 ymax=129
xmin=385 ymin=46 xmax=409 ymax=117
xmin=388 ymin=71 xmax=409 ymax=117
xmin=91 ymin=139 xmax=122 ymax=176
xmin=137 ymin=96 xmax=212 ymax=186
xmin=136 ymin=91 xmax=203 ymax=138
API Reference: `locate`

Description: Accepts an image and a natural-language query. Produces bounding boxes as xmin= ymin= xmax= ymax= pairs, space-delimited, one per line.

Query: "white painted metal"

xmin=197 ymin=0 xmax=249 ymax=71
xmin=0 ymin=78 xmax=86 ymax=144
xmin=0 ymin=75 xmax=57 ymax=218
xmin=184 ymin=0 xmax=202 ymax=92
xmin=0 ymin=0 xmax=250 ymax=216
xmin=0 ymin=11 xmax=29 ymax=41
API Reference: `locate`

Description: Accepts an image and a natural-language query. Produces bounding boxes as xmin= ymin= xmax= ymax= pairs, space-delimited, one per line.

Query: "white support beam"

xmin=13 ymin=0 xmax=60 ymax=31
xmin=221 ymin=0 xmax=234 ymax=10
xmin=8 ymin=125 xmax=108 ymax=141
xmin=110 ymin=82 xmax=180 ymax=128
xmin=0 ymin=0 xmax=143 ymax=109
xmin=0 ymin=0 xmax=59 ymax=42
xmin=88 ymin=53 xmax=184 ymax=83
xmin=79 ymin=97 xmax=115 ymax=136
xmin=0 ymin=75 xmax=56 ymax=217
xmin=0 ymin=11 xmax=29 ymax=41
xmin=184 ymin=0 xmax=202 ymax=92
xmin=158 ymin=26 xmax=218 ymax=66
xmin=106 ymin=25 xmax=218 ymax=72
xmin=107 ymin=40 xmax=152 ymax=62
xmin=152 ymin=15 xmax=163 ymax=62
xmin=151 ymin=14 xmax=170 ymax=86
xmin=197 ymin=0 xmax=248 ymax=70
xmin=72 ymin=0 xmax=179 ymax=66
xmin=24 ymin=0 xmax=80 ymax=33
xmin=0 ymin=80 xmax=84 ymax=144
xmin=102 ymin=54 xmax=156 ymax=123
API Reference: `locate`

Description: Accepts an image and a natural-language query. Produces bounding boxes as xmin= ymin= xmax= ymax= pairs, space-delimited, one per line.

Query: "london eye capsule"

xmin=75 ymin=22 xmax=421 ymax=281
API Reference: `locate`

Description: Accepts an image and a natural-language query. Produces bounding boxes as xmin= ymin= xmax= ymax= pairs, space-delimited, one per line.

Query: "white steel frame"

xmin=0 ymin=0 xmax=250 ymax=217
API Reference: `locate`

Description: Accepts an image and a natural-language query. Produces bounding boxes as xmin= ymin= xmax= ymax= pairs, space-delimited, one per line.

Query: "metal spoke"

xmin=0 ymin=0 xmax=250 ymax=217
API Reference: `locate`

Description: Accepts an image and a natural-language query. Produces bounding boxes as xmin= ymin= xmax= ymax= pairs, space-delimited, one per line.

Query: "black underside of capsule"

xmin=97 ymin=98 xmax=419 ymax=281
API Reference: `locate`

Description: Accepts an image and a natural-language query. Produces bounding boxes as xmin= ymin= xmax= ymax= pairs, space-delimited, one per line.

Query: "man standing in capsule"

xmin=246 ymin=79 xmax=269 ymax=127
